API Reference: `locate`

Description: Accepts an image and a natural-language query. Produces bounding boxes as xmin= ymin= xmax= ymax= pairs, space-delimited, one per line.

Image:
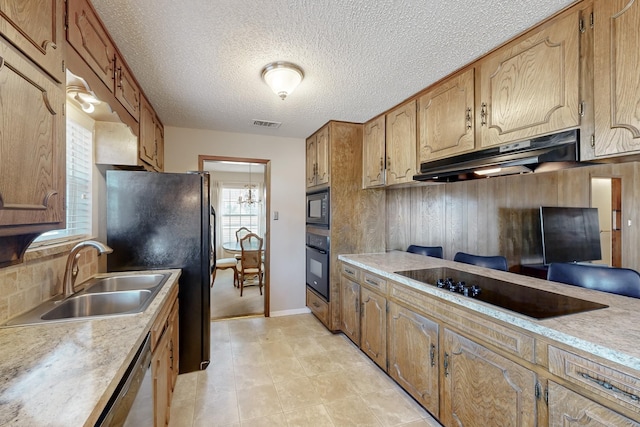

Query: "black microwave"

xmin=306 ymin=188 xmax=329 ymax=226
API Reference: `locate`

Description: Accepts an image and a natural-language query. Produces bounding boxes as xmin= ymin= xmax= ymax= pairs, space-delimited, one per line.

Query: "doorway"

xmin=199 ymin=155 xmax=270 ymax=319
xmin=591 ymin=177 xmax=622 ymax=267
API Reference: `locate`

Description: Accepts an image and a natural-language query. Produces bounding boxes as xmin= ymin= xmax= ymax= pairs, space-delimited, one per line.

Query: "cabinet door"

xmin=387 ymin=303 xmax=439 ymax=416
xmin=305 ymin=134 xmax=317 ymax=188
xmin=419 ymin=68 xmax=475 ymax=162
xmin=340 ymin=276 xmax=360 ymax=344
xmin=154 ymin=118 xmax=164 ymax=172
xmin=139 ymin=95 xmax=157 ymax=168
xmin=67 ymin=0 xmax=115 ymax=91
xmin=0 ymin=39 xmax=65 ymax=233
xmin=548 ymin=381 xmax=640 ymax=427
xmin=0 ymin=0 xmax=65 ymax=83
xmin=441 ymin=329 xmax=537 ymax=426
xmin=114 ymin=54 xmax=140 ymax=121
xmin=360 ymin=287 xmax=386 ymax=369
xmin=169 ymin=299 xmax=179 ymax=391
xmin=315 ymin=126 xmax=330 ymax=185
xmin=386 ymin=100 xmax=417 ymax=185
xmin=593 ymin=0 xmax=640 ymax=156
xmin=479 ymin=9 xmax=580 ymax=148
xmin=362 ymin=116 xmax=386 ymax=188
xmin=153 ymin=332 xmax=171 ymax=427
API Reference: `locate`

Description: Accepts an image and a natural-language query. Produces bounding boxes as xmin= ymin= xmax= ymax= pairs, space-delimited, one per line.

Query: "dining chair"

xmin=234 ymin=227 xmax=253 ymax=260
xmin=453 ymin=251 xmax=508 ymax=271
xmin=238 ymin=233 xmax=264 ymax=297
xmin=211 ymin=257 xmax=239 ymax=288
xmin=547 ymin=262 xmax=640 ymax=299
xmin=407 ymin=245 xmax=443 ymax=259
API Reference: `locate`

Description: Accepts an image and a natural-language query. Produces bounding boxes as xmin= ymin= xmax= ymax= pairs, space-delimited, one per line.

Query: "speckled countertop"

xmin=339 ymin=252 xmax=640 ymax=373
xmin=0 ymin=269 xmax=181 ymax=427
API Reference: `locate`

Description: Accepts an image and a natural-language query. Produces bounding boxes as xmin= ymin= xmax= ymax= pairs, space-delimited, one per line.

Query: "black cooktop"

xmin=394 ymin=267 xmax=608 ymax=320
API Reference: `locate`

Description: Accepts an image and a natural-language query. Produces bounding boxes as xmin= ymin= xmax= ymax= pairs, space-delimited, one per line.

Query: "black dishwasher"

xmin=96 ymin=333 xmax=153 ymax=426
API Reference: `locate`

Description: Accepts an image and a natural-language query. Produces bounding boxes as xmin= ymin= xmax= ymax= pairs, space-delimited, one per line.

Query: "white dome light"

xmin=261 ymin=62 xmax=304 ymax=100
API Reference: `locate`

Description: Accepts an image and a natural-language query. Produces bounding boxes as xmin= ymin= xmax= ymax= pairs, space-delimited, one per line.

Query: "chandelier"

xmin=238 ymin=163 xmax=262 ymax=205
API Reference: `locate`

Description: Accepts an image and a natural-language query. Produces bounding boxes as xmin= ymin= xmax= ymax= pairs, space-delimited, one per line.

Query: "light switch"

xmin=273 ymin=211 xmax=279 ymax=220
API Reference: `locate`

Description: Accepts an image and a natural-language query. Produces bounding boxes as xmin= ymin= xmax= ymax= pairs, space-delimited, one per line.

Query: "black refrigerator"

xmin=106 ymin=170 xmax=213 ymax=374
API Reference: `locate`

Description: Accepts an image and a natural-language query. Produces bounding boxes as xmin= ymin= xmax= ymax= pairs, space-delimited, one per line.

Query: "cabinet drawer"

xmin=307 ymin=288 xmax=329 ymax=326
xmin=341 ymin=264 xmax=359 ymax=281
xmin=549 ymin=346 xmax=640 ymax=414
xmin=362 ymin=272 xmax=387 ymax=293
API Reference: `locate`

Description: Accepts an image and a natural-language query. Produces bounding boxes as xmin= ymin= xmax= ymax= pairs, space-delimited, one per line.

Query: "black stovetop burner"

xmin=394 ymin=267 xmax=608 ymax=320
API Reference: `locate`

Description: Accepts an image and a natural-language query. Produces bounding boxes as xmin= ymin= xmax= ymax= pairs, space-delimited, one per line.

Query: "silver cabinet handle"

xmin=579 ymin=372 xmax=639 ymax=401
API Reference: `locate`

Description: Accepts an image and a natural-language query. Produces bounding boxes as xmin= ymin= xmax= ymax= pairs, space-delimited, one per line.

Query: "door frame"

xmin=199 ymin=155 xmax=271 ymax=317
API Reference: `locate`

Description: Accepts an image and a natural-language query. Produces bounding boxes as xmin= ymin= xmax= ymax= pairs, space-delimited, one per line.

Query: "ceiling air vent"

xmin=252 ymin=119 xmax=282 ymax=129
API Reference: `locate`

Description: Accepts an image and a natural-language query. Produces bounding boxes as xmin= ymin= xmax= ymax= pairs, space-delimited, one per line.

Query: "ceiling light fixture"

xmin=261 ymin=61 xmax=304 ymax=100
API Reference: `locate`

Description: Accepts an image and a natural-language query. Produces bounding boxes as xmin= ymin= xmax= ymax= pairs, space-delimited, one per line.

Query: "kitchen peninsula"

xmin=0 ymin=269 xmax=181 ymax=427
xmin=339 ymin=251 xmax=640 ymax=426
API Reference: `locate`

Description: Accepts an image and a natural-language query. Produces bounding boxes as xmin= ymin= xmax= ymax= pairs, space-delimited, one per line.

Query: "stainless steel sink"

xmin=83 ymin=274 xmax=167 ymax=293
xmin=41 ymin=290 xmax=153 ymax=321
xmin=3 ymin=272 xmax=170 ymax=327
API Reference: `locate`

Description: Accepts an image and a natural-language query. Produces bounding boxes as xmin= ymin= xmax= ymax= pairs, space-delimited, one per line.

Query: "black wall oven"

xmin=306 ymin=229 xmax=330 ymax=301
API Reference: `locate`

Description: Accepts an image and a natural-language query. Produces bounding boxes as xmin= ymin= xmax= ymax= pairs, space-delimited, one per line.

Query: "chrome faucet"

xmin=62 ymin=240 xmax=113 ymax=298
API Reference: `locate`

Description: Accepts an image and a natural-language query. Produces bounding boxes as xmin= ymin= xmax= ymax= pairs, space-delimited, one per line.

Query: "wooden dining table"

xmin=222 ymin=240 xmax=263 ymax=254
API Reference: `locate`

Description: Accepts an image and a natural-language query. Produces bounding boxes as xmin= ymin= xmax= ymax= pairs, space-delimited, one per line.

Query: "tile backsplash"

xmin=0 ymin=241 xmax=98 ymax=324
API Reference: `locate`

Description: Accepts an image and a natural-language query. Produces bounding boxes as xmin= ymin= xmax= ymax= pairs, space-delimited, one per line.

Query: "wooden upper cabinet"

xmin=0 ymin=38 xmax=65 ymax=234
xmin=593 ymin=0 xmax=640 ymax=157
xmin=305 ymin=125 xmax=330 ymax=188
xmin=315 ymin=126 xmax=330 ymax=186
xmin=386 ymin=100 xmax=417 ymax=185
xmin=441 ymin=329 xmax=537 ymax=426
xmin=67 ymin=0 xmax=115 ymax=91
xmin=387 ymin=303 xmax=439 ymax=417
xmin=0 ymin=0 xmax=65 ymax=83
xmin=419 ymin=68 xmax=476 ymax=162
xmin=139 ymin=95 xmax=163 ymax=171
xmin=362 ymin=115 xmax=386 ymax=188
xmin=114 ymin=53 xmax=140 ymax=121
xmin=418 ymin=68 xmax=475 ymax=163
xmin=478 ymin=9 xmax=580 ymax=148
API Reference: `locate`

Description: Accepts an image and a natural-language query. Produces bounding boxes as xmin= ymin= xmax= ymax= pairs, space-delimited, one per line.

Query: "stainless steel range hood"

xmin=413 ymin=130 xmax=580 ymax=182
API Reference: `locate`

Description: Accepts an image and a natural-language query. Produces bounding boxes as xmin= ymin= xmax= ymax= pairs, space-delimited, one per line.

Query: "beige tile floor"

xmin=168 ymin=313 xmax=443 ymax=427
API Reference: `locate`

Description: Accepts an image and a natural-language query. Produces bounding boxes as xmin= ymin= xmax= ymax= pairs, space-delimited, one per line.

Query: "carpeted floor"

xmin=211 ymin=268 xmax=264 ymax=320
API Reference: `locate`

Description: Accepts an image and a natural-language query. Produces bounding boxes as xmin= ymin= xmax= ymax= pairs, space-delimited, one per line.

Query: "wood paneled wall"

xmin=386 ymin=162 xmax=640 ymax=272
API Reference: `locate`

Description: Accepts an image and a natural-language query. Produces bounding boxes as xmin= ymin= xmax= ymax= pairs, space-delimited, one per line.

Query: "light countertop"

xmin=0 ymin=269 xmax=181 ymax=427
xmin=339 ymin=251 xmax=640 ymax=373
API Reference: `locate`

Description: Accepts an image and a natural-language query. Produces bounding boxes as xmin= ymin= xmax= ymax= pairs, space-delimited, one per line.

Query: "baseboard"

xmin=270 ymin=307 xmax=311 ymax=317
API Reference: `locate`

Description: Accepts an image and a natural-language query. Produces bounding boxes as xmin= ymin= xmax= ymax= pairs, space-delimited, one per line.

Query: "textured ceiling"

xmin=90 ymin=0 xmax=576 ymax=139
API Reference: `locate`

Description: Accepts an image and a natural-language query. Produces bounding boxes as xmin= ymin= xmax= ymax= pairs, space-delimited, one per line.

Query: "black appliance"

xmin=306 ymin=230 xmax=330 ymax=300
xmin=413 ymin=130 xmax=579 ymax=182
xmin=306 ymin=188 xmax=329 ymax=227
xmin=394 ymin=267 xmax=608 ymax=319
xmin=106 ymin=170 xmax=212 ymax=373
xmin=540 ymin=206 xmax=602 ymax=264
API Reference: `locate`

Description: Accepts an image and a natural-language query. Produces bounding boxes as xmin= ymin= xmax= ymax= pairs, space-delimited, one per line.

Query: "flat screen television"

xmin=540 ymin=206 xmax=602 ymax=265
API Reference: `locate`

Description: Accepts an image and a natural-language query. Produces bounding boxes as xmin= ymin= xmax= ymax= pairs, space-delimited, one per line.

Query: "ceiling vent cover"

xmin=252 ymin=119 xmax=282 ymax=128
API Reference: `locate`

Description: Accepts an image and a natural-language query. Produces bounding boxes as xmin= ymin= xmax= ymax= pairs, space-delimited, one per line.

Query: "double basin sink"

xmin=4 ymin=273 xmax=170 ymax=327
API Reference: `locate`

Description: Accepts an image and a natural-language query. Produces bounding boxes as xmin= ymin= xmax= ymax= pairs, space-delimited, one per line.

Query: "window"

xmin=220 ymin=184 xmax=262 ymax=243
xmin=34 ymin=113 xmax=93 ymax=243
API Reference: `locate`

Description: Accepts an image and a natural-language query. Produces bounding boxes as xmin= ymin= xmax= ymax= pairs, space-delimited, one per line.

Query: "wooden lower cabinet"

xmin=151 ymin=288 xmax=179 ymax=426
xmin=387 ymin=302 xmax=439 ymax=416
xmin=339 ymin=276 xmax=360 ymax=344
xmin=360 ymin=287 xmax=386 ymax=369
xmin=548 ymin=382 xmax=640 ymax=427
xmin=441 ymin=328 xmax=537 ymax=426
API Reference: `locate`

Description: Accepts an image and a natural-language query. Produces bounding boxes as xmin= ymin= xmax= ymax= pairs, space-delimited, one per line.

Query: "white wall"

xmin=164 ymin=126 xmax=307 ymax=315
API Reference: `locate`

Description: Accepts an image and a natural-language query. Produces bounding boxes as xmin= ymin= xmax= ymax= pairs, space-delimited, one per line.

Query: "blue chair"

xmin=453 ymin=251 xmax=508 ymax=271
xmin=547 ymin=263 xmax=640 ymax=299
xmin=407 ymin=245 xmax=443 ymax=259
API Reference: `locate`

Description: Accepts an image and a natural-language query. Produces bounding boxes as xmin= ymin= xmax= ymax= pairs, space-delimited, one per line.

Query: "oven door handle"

xmin=307 ymin=246 xmax=327 ymax=255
